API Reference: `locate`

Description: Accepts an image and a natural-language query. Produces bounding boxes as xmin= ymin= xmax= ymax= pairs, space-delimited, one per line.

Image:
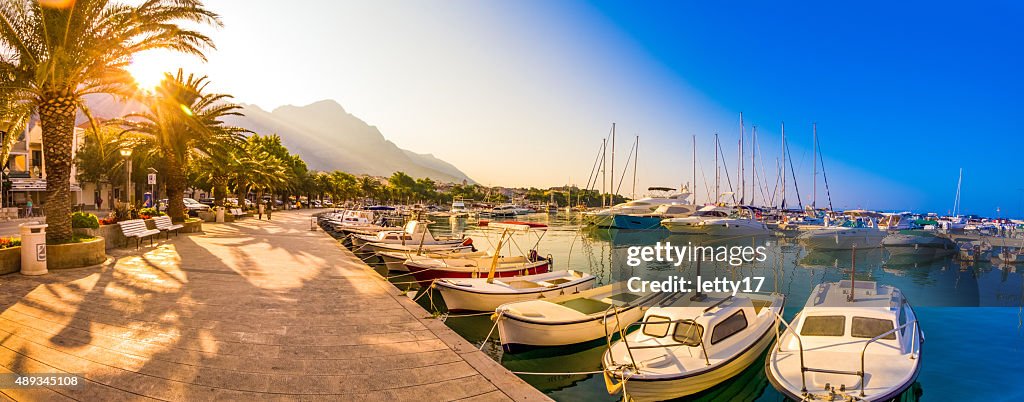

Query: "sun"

xmin=125 ymin=51 xmax=179 ymax=93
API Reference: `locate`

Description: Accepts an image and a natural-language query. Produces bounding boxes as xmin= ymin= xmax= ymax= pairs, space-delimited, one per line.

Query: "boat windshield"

xmin=642 ymin=315 xmax=672 ymax=337
xmin=851 ymin=317 xmax=896 ymax=340
xmin=800 ymin=315 xmax=845 ymax=336
xmin=693 ymin=210 xmax=728 ymax=218
xmin=672 ymin=321 xmax=704 ymax=346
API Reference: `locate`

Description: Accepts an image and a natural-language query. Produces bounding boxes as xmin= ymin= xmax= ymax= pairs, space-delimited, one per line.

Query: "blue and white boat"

xmin=583 ymin=187 xmax=693 ymax=228
xmin=611 ymin=204 xmax=697 ymax=230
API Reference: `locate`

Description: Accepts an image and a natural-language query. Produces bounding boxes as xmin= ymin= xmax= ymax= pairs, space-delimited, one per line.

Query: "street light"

xmin=120 ymin=146 xmax=133 ymax=205
xmin=1 ymin=167 xmax=8 ymax=212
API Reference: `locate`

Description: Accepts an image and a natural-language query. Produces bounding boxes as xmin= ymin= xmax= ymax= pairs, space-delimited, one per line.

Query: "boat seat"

xmin=505 ymin=280 xmax=544 ymax=289
xmin=604 ymin=292 xmax=643 ymax=306
xmin=557 ymin=298 xmax=612 ymax=315
xmin=546 ymin=278 xmax=572 ymax=286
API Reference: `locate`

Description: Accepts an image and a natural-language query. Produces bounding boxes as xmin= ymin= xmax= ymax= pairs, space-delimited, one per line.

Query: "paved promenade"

xmin=0 ymin=210 xmax=548 ymax=401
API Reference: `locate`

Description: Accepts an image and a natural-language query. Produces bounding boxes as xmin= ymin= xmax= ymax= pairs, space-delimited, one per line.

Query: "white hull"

xmin=606 ymin=327 xmax=776 ymax=402
xmin=692 ymin=219 xmax=770 ymax=236
xmin=496 ymin=290 xmax=661 ymax=349
xmin=434 ymin=272 xmax=597 ymax=311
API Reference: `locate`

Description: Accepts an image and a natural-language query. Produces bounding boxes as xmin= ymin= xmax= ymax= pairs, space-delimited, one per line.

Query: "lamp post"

xmin=119 ymin=147 xmax=133 ymax=205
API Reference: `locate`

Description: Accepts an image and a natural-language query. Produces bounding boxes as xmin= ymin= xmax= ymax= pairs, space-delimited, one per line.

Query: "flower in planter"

xmin=0 ymin=237 xmax=21 ymax=249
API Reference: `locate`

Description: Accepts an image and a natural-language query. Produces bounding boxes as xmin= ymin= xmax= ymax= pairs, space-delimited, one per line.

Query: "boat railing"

xmin=606 ymin=317 xmax=712 ymax=372
xmin=771 ymin=310 xmax=921 ymax=398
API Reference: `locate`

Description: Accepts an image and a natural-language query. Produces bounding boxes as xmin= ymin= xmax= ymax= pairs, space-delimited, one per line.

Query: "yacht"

xmin=611 ymin=203 xmax=697 ymax=230
xmin=796 ymin=219 xmax=887 ymax=250
xmin=450 ymin=198 xmax=470 ymax=217
xmin=688 ymin=207 xmax=770 ymax=236
xmin=767 ymin=280 xmax=923 ymax=401
xmin=661 ymin=205 xmax=733 ymax=234
xmin=583 ymin=187 xmax=692 ymax=228
xmin=603 ymin=291 xmax=785 ymax=401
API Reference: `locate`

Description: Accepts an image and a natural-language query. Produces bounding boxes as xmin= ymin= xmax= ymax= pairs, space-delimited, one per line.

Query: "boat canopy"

xmin=364 ymin=205 xmax=396 ymax=211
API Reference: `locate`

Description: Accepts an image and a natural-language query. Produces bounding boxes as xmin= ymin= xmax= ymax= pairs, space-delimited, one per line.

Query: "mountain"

xmin=224 ymin=100 xmax=473 ymax=183
xmin=82 ymin=96 xmax=474 ymax=183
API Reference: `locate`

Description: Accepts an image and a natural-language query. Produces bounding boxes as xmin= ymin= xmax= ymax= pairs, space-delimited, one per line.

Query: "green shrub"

xmin=70 ymin=211 xmax=100 ymax=229
xmin=139 ymin=207 xmax=164 ymax=218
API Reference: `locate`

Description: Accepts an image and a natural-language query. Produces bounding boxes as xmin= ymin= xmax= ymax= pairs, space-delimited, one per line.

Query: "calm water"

xmin=348 ymin=214 xmax=1024 ymax=401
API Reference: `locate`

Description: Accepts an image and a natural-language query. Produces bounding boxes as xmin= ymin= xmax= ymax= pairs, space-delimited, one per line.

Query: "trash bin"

xmin=216 ymin=207 xmax=225 ymax=223
xmin=19 ymin=222 xmax=47 ymax=276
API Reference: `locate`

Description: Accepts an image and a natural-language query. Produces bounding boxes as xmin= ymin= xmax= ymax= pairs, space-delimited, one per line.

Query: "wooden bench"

xmin=118 ymin=219 xmax=162 ymax=249
xmin=152 ymin=215 xmax=185 ymax=238
xmin=229 ymin=208 xmax=246 ymax=218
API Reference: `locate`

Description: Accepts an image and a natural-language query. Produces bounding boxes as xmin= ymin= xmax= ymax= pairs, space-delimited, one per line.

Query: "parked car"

xmin=184 ymin=198 xmax=211 ymax=215
xmin=197 ymin=198 xmax=216 ymax=207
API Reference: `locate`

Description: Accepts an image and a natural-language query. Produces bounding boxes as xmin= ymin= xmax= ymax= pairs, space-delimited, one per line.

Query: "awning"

xmin=10 ymin=179 xmax=81 ymax=192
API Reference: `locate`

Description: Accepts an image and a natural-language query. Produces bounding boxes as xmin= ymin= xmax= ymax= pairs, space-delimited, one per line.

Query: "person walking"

xmin=25 ymin=200 xmax=32 ymax=217
xmin=266 ymin=199 xmax=273 ymax=221
xmin=96 ymin=196 xmax=103 ymax=211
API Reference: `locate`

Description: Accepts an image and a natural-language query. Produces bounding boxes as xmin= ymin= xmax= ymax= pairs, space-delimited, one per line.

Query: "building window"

xmin=31 ymin=150 xmax=41 ymax=167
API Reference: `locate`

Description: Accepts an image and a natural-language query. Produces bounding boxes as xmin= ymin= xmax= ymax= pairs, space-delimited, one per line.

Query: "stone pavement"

xmin=0 ymin=210 xmax=549 ymax=401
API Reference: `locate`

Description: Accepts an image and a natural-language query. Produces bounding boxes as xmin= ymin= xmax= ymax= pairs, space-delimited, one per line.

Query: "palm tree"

xmin=75 ymin=126 xmax=125 ymax=210
xmin=0 ymin=0 xmax=220 ymax=242
xmin=117 ymin=70 xmax=245 ymax=222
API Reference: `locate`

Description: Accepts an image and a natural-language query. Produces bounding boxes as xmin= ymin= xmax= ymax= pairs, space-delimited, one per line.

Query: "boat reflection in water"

xmin=361 ymin=217 xmax=1018 ymax=402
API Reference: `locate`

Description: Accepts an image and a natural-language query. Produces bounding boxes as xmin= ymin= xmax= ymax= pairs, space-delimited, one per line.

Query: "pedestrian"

xmin=26 ymin=200 xmax=32 ymax=217
xmin=257 ymin=199 xmax=264 ymax=220
xmin=266 ymin=199 xmax=273 ymax=221
xmin=96 ymin=196 xmax=103 ymax=211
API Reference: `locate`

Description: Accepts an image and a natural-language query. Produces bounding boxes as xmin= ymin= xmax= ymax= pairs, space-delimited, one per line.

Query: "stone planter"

xmin=47 ymin=237 xmax=107 ymax=270
xmin=74 ymin=225 xmax=124 ymax=250
xmin=0 ymin=247 xmax=20 ymax=275
xmin=182 ymin=219 xmax=203 ymax=233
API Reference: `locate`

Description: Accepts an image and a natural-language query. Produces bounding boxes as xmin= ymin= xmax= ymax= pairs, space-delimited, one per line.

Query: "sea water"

xmin=370 ymin=214 xmax=1024 ymax=401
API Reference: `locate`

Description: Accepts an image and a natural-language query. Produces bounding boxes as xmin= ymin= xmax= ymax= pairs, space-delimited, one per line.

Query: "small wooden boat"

xmin=494 ymin=283 xmax=665 ymax=353
xmin=766 ymin=280 xmax=923 ymax=401
xmin=377 ymin=249 xmax=486 ymax=272
xmin=405 ymin=254 xmax=550 ymax=284
xmin=602 ymin=291 xmax=785 ymax=401
xmin=433 ymin=270 xmax=596 ymax=311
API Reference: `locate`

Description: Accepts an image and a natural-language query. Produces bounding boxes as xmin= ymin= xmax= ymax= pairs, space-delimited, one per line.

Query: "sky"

xmin=127 ymin=1 xmax=1024 ymax=216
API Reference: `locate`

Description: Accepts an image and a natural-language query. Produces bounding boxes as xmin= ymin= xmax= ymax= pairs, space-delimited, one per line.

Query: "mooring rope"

xmin=478 ymin=311 xmax=503 ymax=350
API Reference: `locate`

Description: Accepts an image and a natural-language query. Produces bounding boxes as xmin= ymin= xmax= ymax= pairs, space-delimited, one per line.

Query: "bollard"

xmin=19 ymin=222 xmax=48 ymax=276
xmin=310 ymin=216 xmax=318 ymax=231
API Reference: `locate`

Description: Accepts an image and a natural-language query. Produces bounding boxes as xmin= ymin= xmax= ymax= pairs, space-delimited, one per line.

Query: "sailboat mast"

xmin=714 ymin=133 xmax=720 ymax=203
xmin=781 ymin=122 xmax=786 ymax=209
xmin=813 ymin=123 xmax=817 ymax=210
xmin=751 ymin=126 xmax=757 ymax=207
xmin=740 ymin=112 xmax=745 ymax=204
xmin=601 ymin=138 xmax=607 ymax=208
xmin=633 ymin=135 xmax=638 ymax=200
xmin=692 ymin=135 xmax=697 ymax=205
xmin=611 ymin=123 xmax=616 ymax=204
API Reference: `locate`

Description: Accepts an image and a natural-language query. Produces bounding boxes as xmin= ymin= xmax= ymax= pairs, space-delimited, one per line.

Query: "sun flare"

xmin=125 ymin=51 xmax=178 ymax=93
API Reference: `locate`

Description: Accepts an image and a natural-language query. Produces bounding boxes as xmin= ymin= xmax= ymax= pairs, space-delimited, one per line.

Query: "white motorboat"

xmin=494 ymin=283 xmax=665 ymax=352
xmin=376 ymin=248 xmax=485 ymax=272
xmin=796 ymin=220 xmax=887 ymax=250
xmin=363 ymin=240 xmax=473 ymax=257
xmin=661 ymin=205 xmax=733 ymax=234
xmin=767 ymin=280 xmax=923 ymax=401
xmin=433 ymin=270 xmax=596 ymax=311
xmin=450 ymin=198 xmax=471 ymax=217
xmin=610 ymin=204 xmax=698 ymax=230
xmin=583 ymin=187 xmax=693 ymax=228
xmin=687 ymin=207 xmax=769 ymax=236
xmin=877 ymin=213 xmax=916 ymax=231
xmin=603 ymin=291 xmax=785 ymax=401
xmin=350 ymin=220 xmax=465 ymax=249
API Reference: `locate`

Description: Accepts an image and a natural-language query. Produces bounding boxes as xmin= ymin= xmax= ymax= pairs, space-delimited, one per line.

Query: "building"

xmin=4 ymin=123 xmax=91 ymax=211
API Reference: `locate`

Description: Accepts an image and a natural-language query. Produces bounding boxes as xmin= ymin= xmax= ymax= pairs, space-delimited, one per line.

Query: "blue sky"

xmin=134 ymin=1 xmax=1024 ymax=216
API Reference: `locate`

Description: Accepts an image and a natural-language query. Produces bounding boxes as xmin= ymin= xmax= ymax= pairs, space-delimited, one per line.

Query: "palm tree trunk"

xmin=165 ymin=150 xmax=187 ymax=223
xmin=38 ymin=96 xmax=77 ymax=244
xmin=212 ymin=177 xmax=228 ymax=207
